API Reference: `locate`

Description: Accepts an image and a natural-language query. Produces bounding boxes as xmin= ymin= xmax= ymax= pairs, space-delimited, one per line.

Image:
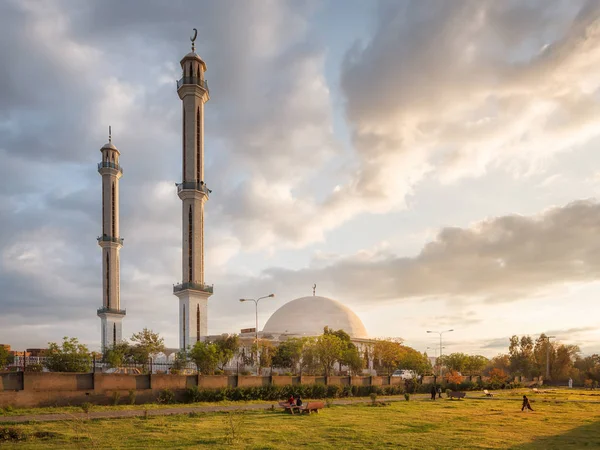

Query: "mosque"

xmin=95 ymin=31 xmax=374 ymax=368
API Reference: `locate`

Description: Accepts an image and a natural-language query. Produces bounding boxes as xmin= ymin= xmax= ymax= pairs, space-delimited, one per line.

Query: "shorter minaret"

xmin=97 ymin=127 xmax=125 ymax=353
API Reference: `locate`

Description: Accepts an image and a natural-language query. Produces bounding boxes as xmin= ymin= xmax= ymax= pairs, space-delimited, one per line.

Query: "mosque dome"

xmin=262 ymin=296 xmax=368 ymax=338
xmin=100 ymin=141 xmax=119 ymax=153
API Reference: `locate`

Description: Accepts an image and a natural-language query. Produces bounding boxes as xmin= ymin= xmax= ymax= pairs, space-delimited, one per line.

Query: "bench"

xmin=483 ymin=390 xmax=493 ymax=397
xmin=279 ymin=401 xmax=325 ymax=414
xmin=448 ymin=391 xmax=466 ymax=400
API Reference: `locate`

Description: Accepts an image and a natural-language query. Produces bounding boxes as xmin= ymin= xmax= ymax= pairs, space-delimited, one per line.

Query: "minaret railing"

xmin=177 ymin=77 xmax=209 ymax=91
xmin=98 ymin=161 xmax=123 ymax=174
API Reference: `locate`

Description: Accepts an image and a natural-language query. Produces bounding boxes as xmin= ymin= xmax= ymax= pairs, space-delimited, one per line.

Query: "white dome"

xmin=262 ymin=296 xmax=368 ymax=338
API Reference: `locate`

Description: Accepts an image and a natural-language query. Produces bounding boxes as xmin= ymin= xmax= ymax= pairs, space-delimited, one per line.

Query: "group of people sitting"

xmin=287 ymin=395 xmax=303 ymax=407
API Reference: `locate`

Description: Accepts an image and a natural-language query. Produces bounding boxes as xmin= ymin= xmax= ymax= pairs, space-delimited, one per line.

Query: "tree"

xmin=300 ymin=338 xmax=319 ymax=375
xmin=445 ymin=370 xmax=462 ymax=385
xmin=189 ymin=341 xmax=220 ymax=374
xmin=373 ymin=339 xmax=404 ymax=375
xmin=342 ymin=346 xmax=365 ymax=375
xmin=489 ymin=368 xmax=508 ymax=384
xmin=214 ymin=335 xmax=239 ymax=370
xmin=485 ymin=354 xmax=510 ymax=375
xmin=103 ymin=341 xmax=130 ymax=368
xmin=0 ymin=345 xmax=13 ymax=369
xmin=314 ymin=334 xmax=343 ymax=376
xmin=45 ymin=337 xmax=92 ymax=372
xmin=509 ymin=335 xmax=535 ymax=377
xmin=464 ymin=355 xmax=488 ymax=375
xmin=254 ymin=339 xmax=274 ymax=371
xmin=397 ymin=346 xmax=432 ymax=375
xmin=272 ymin=338 xmax=304 ymax=373
xmin=130 ymin=328 xmax=165 ymax=364
xmin=439 ymin=353 xmax=469 ymax=373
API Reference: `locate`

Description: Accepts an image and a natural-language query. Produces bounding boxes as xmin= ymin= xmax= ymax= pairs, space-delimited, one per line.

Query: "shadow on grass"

xmin=510 ymin=419 xmax=600 ymax=449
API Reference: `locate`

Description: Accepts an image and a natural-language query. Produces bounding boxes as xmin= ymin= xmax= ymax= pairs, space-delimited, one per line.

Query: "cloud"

xmin=336 ymin=0 xmax=600 ymax=211
xmin=233 ymin=199 xmax=600 ymax=304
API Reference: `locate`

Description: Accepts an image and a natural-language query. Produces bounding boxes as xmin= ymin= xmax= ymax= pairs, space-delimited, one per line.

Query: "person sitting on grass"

xmin=295 ymin=395 xmax=303 ymax=407
xmin=521 ymin=395 xmax=534 ymax=412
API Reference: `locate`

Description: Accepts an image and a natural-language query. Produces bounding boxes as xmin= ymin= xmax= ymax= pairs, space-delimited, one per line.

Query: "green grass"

xmin=2 ymin=394 xmax=600 ymax=449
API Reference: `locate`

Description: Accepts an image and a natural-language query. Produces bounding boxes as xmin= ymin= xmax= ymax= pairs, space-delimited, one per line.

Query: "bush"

xmin=214 ymin=369 xmax=224 ymax=375
xmin=24 ymin=363 xmax=43 ymax=373
xmin=111 ymin=391 xmax=121 ymax=406
xmin=404 ymin=393 xmax=410 ymax=401
xmin=240 ymin=370 xmax=251 ymax=375
xmin=157 ymin=389 xmax=175 ymax=404
xmin=128 ymin=389 xmax=136 ymax=405
xmin=0 ymin=427 xmax=28 ymax=442
xmin=369 ymin=392 xmax=377 ymax=404
xmin=81 ymin=402 xmax=92 ymax=414
xmin=445 ymin=389 xmax=452 ymax=398
xmin=458 ymin=381 xmax=475 ymax=391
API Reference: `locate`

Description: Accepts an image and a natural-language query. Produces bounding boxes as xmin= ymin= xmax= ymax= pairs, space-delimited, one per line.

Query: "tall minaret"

xmin=97 ymin=127 xmax=125 ymax=353
xmin=174 ymin=30 xmax=213 ymax=350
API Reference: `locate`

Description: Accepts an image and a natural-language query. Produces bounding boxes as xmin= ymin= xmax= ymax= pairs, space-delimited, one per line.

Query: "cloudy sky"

xmin=1 ymin=0 xmax=600 ymax=356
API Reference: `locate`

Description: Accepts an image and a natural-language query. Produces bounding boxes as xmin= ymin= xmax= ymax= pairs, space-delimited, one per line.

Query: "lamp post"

xmin=427 ymin=329 xmax=453 ymax=377
xmin=240 ymin=294 xmax=275 ymax=374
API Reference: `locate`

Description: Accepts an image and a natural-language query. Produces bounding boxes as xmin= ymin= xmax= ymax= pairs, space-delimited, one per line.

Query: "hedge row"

xmin=183 ymin=384 xmax=406 ymax=403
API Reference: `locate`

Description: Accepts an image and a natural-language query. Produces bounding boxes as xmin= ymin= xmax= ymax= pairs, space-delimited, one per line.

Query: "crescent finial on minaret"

xmin=191 ymin=28 xmax=198 ymax=52
xmin=109 ymin=125 xmax=112 ymax=143
xmin=313 ymin=284 xmax=317 ymax=296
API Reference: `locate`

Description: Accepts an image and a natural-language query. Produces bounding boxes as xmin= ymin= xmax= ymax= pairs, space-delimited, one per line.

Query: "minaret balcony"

xmin=177 ymin=77 xmax=209 ymax=91
xmin=173 ymin=282 xmax=214 ymax=294
xmin=97 ymin=307 xmax=126 ymax=316
xmin=98 ymin=161 xmax=123 ymax=174
xmin=176 ymin=181 xmax=211 ymax=196
xmin=97 ymin=235 xmax=124 ymax=245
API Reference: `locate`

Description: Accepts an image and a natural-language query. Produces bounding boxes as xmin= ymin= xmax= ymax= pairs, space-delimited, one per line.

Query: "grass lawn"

xmin=2 ymin=393 xmax=600 ymax=449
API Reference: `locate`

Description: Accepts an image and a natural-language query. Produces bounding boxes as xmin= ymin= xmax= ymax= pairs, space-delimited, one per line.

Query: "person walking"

xmin=430 ymin=384 xmax=437 ymax=400
xmin=521 ymin=395 xmax=534 ymax=412
xmin=437 ymin=386 xmax=443 ymax=399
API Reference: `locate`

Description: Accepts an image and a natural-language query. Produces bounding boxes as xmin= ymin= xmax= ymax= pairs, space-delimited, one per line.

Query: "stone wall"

xmin=0 ymin=372 xmax=399 ymax=408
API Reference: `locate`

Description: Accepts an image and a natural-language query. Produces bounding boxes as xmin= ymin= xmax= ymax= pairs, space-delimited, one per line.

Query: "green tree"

xmin=464 ymin=355 xmax=488 ymax=375
xmin=397 ymin=346 xmax=432 ymax=375
xmin=373 ymin=339 xmax=404 ymax=375
xmin=315 ymin=333 xmax=343 ymax=376
xmin=300 ymin=338 xmax=319 ymax=375
xmin=214 ymin=335 xmax=239 ymax=370
xmin=0 ymin=345 xmax=13 ymax=369
xmin=272 ymin=338 xmax=304 ymax=373
xmin=130 ymin=328 xmax=165 ymax=364
xmin=189 ymin=341 xmax=220 ymax=374
xmin=45 ymin=337 xmax=92 ymax=372
xmin=438 ymin=352 xmax=469 ymax=373
xmin=103 ymin=341 xmax=130 ymax=368
xmin=342 ymin=346 xmax=364 ymax=375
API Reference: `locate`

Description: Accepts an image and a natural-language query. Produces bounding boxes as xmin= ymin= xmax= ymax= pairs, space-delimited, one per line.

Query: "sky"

xmin=1 ymin=0 xmax=600 ymax=357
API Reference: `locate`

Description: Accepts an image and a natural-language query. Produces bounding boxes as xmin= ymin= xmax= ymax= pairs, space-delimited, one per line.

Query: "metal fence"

xmin=6 ymin=356 xmax=250 ymax=375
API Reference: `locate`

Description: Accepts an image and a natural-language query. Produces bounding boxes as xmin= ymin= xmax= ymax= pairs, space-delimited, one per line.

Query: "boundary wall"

xmin=0 ymin=372 xmax=420 ymax=408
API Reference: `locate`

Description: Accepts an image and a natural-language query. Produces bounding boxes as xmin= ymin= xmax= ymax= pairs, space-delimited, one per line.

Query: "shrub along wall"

xmin=0 ymin=372 xmax=510 ymax=408
xmin=0 ymin=373 xmax=405 ymax=408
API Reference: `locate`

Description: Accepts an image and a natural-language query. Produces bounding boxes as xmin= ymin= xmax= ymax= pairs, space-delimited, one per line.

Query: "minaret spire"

xmin=97 ymin=131 xmax=125 ymax=353
xmin=174 ymin=31 xmax=212 ymax=350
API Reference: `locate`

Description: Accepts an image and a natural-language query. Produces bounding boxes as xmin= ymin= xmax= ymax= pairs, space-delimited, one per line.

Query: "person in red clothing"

xmin=288 ymin=395 xmax=295 ymax=405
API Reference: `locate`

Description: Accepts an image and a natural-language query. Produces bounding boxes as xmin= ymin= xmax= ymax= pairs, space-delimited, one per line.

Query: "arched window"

xmin=106 ymin=253 xmax=110 ymax=308
xmin=188 ymin=205 xmax=193 ymax=282
xmin=196 ymin=304 xmax=200 ymax=342
xmin=111 ymin=183 xmax=116 ymax=237
xmin=183 ymin=305 xmax=186 ymax=349
xmin=196 ymin=107 xmax=200 ymax=182
xmin=113 ymin=323 xmax=117 ymax=346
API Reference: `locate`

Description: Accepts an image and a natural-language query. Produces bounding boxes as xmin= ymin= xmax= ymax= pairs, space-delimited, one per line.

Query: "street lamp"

xmin=427 ymin=329 xmax=454 ymax=377
xmin=426 ymin=346 xmax=445 ymax=358
xmin=240 ymin=294 xmax=275 ymax=374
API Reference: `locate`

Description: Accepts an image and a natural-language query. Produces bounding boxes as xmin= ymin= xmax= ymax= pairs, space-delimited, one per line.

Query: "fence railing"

xmin=97 ymin=161 xmax=123 ymax=173
xmin=176 ymin=181 xmax=211 ymax=195
xmin=177 ymin=77 xmax=209 ymax=91
xmin=173 ymin=282 xmax=214 ymax=294
xmin=97 ymin=235 xmax=124 ymax=245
